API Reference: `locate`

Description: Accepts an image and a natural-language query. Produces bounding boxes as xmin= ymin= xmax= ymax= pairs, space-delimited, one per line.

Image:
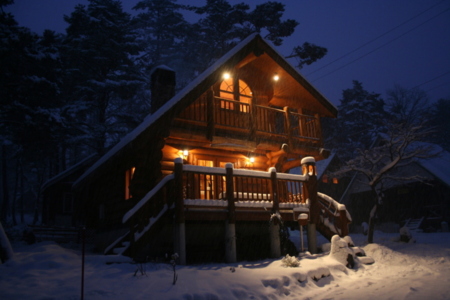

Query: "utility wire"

xmin=305 ymin=1 xmax=446 ymax=77
xmin=425 ymin=81 xmax=450 ymax=94
xmin=310 ymin=7 xmax=450 ymax=83
xmin=413 ymin=70 xmax=450 ymax=89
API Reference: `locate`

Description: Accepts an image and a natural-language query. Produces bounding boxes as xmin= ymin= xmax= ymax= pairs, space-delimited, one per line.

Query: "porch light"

xmin=249 ymin=157 xmax=255 ymax=163
xmin=179 ymin=149 xmax=189 ymax=160
xmin=223 ymin=72 xmax=231 ymax=80
xmin=273 ymin=73 xmax=279 ymax=81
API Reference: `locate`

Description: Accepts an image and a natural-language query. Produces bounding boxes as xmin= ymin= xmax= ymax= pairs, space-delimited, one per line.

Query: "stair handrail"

xmin=317 ymin=192 xmax=352 ymax=237
xmin=122 ymin=174 xmax=175 ymax=224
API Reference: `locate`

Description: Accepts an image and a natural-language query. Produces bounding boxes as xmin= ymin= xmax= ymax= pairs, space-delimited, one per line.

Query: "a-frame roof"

xmin=74 ymin=33 xmax=336 ymax=187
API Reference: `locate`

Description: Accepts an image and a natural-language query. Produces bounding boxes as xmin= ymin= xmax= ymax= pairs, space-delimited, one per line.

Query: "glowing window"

xmin=125 ymin=167 xmax=135 ymax=200
xmin=219 ymin=77 xmax=252 ymax=112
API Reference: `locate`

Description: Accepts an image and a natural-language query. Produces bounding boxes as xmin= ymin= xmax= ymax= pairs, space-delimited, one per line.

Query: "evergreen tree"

xmin=178 ymin=0 xmax=325 ymax=84
xmin=62 ymin=0 xmax=144 ymax=156
xmin=325 ymin=81 xmax=387 ymax=160
xmin=132 ymin=0 xmax=189 ymax=69
xmin=0 ymin=3 xmax=64 ymax=224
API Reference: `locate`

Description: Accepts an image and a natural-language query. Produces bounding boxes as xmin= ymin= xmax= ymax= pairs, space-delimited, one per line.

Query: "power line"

xmin=425 ymin=81 xmax=450 ymax=94
xmin=305 ymin=1 xmax=446 ymax=77
xmin=413 ymin=70 xmax=450 ymax=89
xmin=310 ymin=7 xmax=450 ymax=83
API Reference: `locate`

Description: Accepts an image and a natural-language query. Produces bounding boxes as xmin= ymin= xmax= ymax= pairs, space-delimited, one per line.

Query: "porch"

xmin=107 ymin=158 xmax=351 ymax=264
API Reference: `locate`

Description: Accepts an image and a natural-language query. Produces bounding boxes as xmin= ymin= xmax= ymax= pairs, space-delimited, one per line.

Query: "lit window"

xmin=219 ymin=77 xmax=252 ymax=113
xmin=125 ymin=167 xmax=135 ymax=200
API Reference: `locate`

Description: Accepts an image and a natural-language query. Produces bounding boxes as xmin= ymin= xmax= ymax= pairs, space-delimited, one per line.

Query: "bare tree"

xmin=337 ymin=86 xmax=437 ymax=243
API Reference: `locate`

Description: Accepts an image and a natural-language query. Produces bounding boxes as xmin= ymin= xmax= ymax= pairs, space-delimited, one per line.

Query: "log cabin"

xmin=73 ymin=33 xmax=351 ymax=264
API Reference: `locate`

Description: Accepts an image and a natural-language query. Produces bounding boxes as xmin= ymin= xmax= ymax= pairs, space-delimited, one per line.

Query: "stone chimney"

xmin=150 ymin=65 xmax=176 ymax=114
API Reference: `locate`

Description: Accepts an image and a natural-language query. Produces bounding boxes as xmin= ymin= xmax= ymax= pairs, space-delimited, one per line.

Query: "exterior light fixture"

xmin=273 ymin=73 xmax=279 ymax=81
xmin=249 ymin=157 xmax=255 ymax=163
xmin=223 ymin=72 xmax=231 ymax=80
xmin=179 ymin=149 xmax=189 ymax=160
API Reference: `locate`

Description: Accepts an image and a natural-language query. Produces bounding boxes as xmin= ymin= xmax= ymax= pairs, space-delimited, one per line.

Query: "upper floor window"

xmin=219 ymin=75 xmax=252 ymax=113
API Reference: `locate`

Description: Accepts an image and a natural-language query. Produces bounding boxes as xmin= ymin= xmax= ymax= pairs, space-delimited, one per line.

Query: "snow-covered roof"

xmin=417 ymin=149 xmax=450 ymax=187
xmin=74 ymin=33 xmax=335 ymax=188
xmin=315 ymin=153 xmax=336 ymax=179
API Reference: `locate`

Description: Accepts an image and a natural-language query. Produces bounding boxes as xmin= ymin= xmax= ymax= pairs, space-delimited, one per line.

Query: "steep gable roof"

xmin=74 ymin=33 xmax=336 ymax=188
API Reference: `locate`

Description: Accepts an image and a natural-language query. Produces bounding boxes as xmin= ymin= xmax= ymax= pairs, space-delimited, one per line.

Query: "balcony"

xmin=174 ymin=93 xmax=322 ymax=149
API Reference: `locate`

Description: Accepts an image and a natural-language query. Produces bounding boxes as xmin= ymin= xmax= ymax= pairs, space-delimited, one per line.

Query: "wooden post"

xmin=225 ymin=163 xmax=236 ymax=263
xmin=206 ymin=89 xmax=215 ymax=141
xmin=270 ymin=168 xmax=279 ymax=213
xmin=174 ymin=158 xmax=186 ymax=265
xmin=302 ymin=157 xmax=318 ymax=254
xmin=269 ymin=167 xmax=281 ymax=258
xmin=299 ymin=109 xmax=307 ymax=138
xmin=249 ymin=98 xmax=256 ymax=141
xmin=314 ymin=113 xmax=322 ymax=144
xmin=283 ymin=107 xmax=293 ymax=147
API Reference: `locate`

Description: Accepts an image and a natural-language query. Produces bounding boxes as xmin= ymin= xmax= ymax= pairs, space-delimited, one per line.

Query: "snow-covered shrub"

xmin=281 ymin=254 xmax=300 ymax=267
xmin=399 ymin=226 xmax=415 ymax=243
xmin=329 ymin=235 xmax=355 ymax=269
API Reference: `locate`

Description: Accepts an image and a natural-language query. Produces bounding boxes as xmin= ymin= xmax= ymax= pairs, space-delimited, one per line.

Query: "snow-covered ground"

xmin=1 ymin=230 xmax=449 ymax=300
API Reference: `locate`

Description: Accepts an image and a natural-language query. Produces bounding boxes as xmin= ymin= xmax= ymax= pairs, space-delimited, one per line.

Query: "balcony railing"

xmin=176 ymin=94 xmax=321 ymax=143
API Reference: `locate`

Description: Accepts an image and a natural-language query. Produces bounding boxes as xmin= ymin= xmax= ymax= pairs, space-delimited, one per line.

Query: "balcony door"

xmin=194 ymin=154 xmax=238 ymax=200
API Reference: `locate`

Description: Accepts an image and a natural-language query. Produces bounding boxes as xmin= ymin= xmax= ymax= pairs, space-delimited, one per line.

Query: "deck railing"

xmin=114 ymin=158 xmax=351 ymax=258
xmin=181 ymin=163 xmax=307 ymax=205
xmin=176 ymin=95 xmax=321 ymax=142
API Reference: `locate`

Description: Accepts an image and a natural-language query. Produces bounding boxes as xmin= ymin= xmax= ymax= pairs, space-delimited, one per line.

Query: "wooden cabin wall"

xmin=161 ymin=144 xmax=269 ymax=173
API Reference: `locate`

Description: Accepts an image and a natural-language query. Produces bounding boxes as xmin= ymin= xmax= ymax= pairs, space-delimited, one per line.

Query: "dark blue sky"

xmin=6 ymin=0 xmax=450 ymax=106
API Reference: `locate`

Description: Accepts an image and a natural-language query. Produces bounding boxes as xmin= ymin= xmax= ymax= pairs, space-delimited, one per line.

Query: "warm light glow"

xmin=333 ymin=178 xmax=339 ymax=184
xmin=223 ymin=72 xmax=231 ymax=79
xmin=273 ymin=74 xmax=279 ymax=81
xmin=249 ymin=157 xmax=255 ymax=163
xmin=183 ymin=150 xmax=189 ymax=156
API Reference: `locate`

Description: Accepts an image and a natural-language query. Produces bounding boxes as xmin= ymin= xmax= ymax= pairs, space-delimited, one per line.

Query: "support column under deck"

xmin=225 ymin=221 xmax=236 ymax=263
xmin=269 ymin=221 xmax=281 ymax=258
xmin=307 ymin=223 xmax=317 ymax=254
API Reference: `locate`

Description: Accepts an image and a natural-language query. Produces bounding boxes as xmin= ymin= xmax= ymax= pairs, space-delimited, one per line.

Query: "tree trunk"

xmin=367 ymin=203 xmax=377 ymax=243
xmin=367 ymin=185 xmax=379 ymax=243
xmin=0 ymin=221 xmax=14 ymax=262
xmin=1 ymin=145 xmax=9 ymax=224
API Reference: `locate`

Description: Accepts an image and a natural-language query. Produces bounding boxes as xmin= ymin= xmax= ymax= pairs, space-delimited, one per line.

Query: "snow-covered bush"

xmin=329 ymin=235 xmax=355 ymax=268
xmin=281 ymin=254 xmax=300 ymax=267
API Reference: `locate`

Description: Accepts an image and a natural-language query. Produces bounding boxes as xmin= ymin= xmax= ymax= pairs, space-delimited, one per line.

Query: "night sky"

xmin=6 ymin=0 xmax=450 ymax=106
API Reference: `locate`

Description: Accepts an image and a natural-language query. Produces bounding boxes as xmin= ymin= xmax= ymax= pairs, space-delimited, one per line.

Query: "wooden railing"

xmin=176 ymin=95 xmax=321 ymax=142
xmin=181 ymin=164 xmax=306 ymax=205
xmin=113 ymin=159 xmax=350 ymax=257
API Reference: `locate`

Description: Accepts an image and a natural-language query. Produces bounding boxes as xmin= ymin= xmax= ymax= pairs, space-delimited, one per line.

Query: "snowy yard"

xmin=1 ymin=230 xmax=450 ymax=300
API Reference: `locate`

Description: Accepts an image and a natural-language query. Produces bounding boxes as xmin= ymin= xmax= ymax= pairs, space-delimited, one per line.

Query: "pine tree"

xmin=0 ymin=3 xmax=64 ymax=224
xmin=132 ymin=0 xmax=189 ymax=69
xmin=325 ymin=81 xmax=387 ymax=160
xmin=62 ymin=0 xmax=144 ymax=156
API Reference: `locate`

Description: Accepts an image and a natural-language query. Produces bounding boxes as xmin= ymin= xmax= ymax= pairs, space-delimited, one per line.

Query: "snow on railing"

xmin=317 ymin=192 xmax=352 ymax=221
